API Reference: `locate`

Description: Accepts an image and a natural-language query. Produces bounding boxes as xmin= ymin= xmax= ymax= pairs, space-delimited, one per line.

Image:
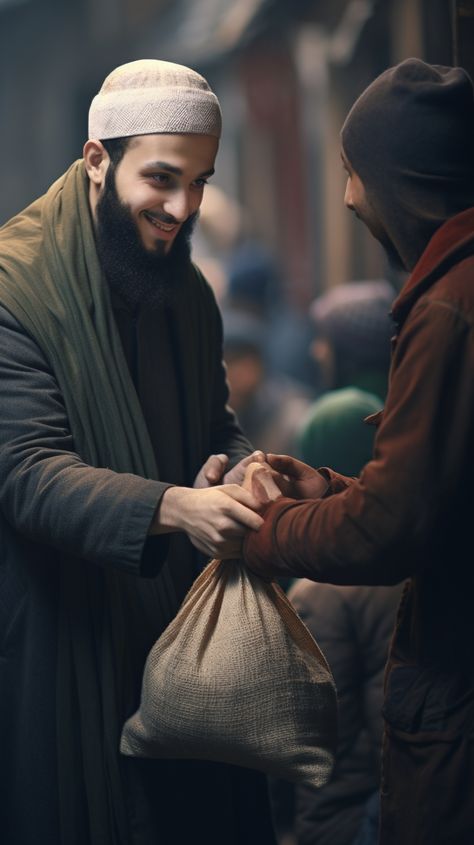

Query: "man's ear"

xmin=83 ymin=139 xmax=110 ymax=187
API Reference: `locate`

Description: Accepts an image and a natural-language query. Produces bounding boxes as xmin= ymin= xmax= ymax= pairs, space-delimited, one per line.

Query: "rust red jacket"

xmin=244 ymin=208 xmax=474 ymax=843
xmin=245 ymin=206 xmax=474 ymax=671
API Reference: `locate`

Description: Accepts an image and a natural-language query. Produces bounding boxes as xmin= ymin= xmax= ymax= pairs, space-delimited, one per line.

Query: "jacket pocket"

xmin=380 ymin=665 xmax=474 ymax=845
xmin=383 ymin=664 xmax=474 ymax=735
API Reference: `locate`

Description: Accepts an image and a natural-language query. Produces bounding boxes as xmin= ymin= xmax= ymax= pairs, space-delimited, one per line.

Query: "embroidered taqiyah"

xmin=88 ymin=59 xmax=222 ymax=140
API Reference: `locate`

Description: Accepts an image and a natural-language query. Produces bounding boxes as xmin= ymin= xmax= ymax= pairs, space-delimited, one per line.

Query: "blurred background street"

xmin=0 ymin=0 xmax=472 ymax=395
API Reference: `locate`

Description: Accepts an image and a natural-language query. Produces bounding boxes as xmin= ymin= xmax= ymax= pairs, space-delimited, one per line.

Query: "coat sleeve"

xmin=244 ymin=298 xmax=474 ymax=585
xmin=0 ymin=306 xmax=170 ymax=574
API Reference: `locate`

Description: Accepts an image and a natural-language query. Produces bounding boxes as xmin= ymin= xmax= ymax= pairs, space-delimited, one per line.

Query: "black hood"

xmin=341 ymin=58 xmax=474 ymax=271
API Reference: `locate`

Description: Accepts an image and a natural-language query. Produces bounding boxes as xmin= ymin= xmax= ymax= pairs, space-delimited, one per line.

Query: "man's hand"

xmin=151 ymin=484 xmax=264 ymax=559
xmin=223 ymin=451 xmax=266 ymax=485
xmin=193 ymin=450 xmax=266 ymax=488
xmin=265 ymin=454 xmax=328 ymax=499
xmin=193 ymin=454 xmax=229 ymax=488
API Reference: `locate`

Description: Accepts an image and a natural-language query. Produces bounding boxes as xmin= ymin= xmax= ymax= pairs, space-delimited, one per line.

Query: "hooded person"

xmin=0 ymin=59 xmax=276 ymax=845
xmin=340 ymin=58 xmax=474 ymax=273
xmin=241 ymin=59 xmax=474 ymax=845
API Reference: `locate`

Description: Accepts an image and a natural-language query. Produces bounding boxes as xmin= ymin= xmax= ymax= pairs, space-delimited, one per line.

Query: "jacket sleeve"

xmin=0 ymin=306 xmax=170 ymax=574
xmin=244 ymin=298 xmax=474 ymax=585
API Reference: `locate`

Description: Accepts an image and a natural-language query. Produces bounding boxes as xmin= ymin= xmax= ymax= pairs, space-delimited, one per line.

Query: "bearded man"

xmin=0 ymin=60 xmax=276 ymax=845
xmin=242 ymin=59 xmax=474 ymax=844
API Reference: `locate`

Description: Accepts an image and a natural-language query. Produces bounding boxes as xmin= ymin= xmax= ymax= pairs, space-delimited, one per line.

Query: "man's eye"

xmin=193 ymin=178 xmax=208 ymax=188
xmin=152 ymin=173 xmax=170 ymax=185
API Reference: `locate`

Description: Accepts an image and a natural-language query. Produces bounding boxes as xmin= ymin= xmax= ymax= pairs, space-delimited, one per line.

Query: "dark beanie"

xmin=221 ymin=309 xmax=264 ymax=356
xmin=310 ymin=280 xmax=395 ymax=372
xmin=226 ymin=241 xmax=279 ymax=311
xmin=341 ymin=59 xmax=474 ymax=269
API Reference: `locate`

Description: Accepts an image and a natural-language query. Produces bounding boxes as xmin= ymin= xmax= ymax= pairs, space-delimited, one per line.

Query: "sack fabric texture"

xmin=121 ymin=558 xmax=337 ymax=788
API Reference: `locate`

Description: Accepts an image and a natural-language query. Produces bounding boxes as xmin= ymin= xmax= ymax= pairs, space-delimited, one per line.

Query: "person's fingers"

xmin=249 ymin=450 xmax=266 ymax=464
xmin=229 ymin=503 xmax=264 ymax=531
xmin=250 ymin=465 xmax=282 ymax=502
xmin=222 ymin=452 xmax=266 ymax=485
xmin=265 ymin=454 xmax=298 ymax=474
xmin=221 ymin=483 xmax=265 ymax=513
xmin=219 ymin=490 xmax=264 ymax=530
xmin=241 ymin=451 xmax=266 ymax=464
xmin=204 ymin=453 xmax=228 ymax=482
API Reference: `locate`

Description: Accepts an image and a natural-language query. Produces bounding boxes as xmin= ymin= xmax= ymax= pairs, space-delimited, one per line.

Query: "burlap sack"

xmin=120 ymin=556 xmax=337 ymax=788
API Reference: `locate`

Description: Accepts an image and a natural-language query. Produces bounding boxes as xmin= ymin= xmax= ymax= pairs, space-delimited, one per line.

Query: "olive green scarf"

xmin=0 ymin=159 xmax=158 ymax=473
xmin=0 ymin=160 xmax=179 ymax=844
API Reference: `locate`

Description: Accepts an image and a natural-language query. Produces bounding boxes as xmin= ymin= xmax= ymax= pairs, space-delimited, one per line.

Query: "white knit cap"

xmin=88 ymin=59 xmax=222 ymax=140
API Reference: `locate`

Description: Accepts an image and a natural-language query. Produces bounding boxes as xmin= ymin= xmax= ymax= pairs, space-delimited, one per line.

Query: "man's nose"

xmin=163 ymin=189 xmax=190 ymax=222
xmin=344 ymin=179 xmax=354 ymax=210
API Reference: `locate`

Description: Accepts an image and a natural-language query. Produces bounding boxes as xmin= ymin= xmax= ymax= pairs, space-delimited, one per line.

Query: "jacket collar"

xmin=391 ymin=207 xmax=474 ymax=327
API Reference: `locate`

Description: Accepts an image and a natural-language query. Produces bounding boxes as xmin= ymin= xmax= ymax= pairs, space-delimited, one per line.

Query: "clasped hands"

xmin=194 ymin=450 xmax=328 ymax=501
xmin=178 ymin=451 xmax=327 ymax=558
xmin=154 ymin=451 xmax=326 ymax=560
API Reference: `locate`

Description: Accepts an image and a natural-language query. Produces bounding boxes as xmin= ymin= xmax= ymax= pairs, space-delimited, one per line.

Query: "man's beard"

xmin=95 ymin=166 xmax=197 ymax=310
xmin=374 ymin=228 xmax=406 ymax=272
xmin=353 ymin=201 xmax=406 ymax=272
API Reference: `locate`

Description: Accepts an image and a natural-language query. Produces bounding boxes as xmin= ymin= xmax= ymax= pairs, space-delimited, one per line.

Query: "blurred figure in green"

xmin=296 ymin=280 xmax=395 ymax=474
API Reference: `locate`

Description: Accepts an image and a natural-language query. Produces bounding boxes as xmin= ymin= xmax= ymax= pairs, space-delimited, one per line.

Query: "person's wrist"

xmin=150 ymin=485 xmax=183 ymax=534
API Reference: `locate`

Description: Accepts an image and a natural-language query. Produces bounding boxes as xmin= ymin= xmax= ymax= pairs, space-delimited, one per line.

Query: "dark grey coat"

xmin=0 ymin=291 xmax=276 ymax=845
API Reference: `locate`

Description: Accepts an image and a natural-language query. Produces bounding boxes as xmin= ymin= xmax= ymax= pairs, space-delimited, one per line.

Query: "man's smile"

xmin=143 ymin=211 xmax=178 ymax=233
